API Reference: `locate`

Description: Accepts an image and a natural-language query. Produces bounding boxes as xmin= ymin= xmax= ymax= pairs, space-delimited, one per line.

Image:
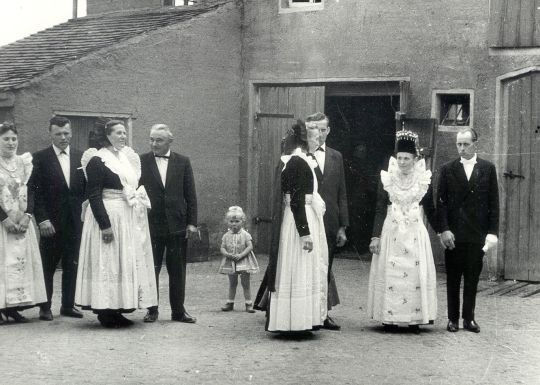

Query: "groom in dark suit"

xmin=306 ymin=112 xmax=349 ymax=330
xmin=437 ymin=128 xmax=499 ymax=333
xmin=31 ymin=115 xmax=86 ymax=320
xmin=140 ymin=124 xmax=198 ymax=323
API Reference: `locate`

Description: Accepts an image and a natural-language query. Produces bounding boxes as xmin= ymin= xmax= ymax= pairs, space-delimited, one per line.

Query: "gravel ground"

xmin=1 ymin=255 xmax=539 ymax=385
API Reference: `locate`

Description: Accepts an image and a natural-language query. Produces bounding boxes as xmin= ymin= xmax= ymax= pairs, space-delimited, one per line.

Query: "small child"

xmin=218 ymin=206 xmax=259 ymax=313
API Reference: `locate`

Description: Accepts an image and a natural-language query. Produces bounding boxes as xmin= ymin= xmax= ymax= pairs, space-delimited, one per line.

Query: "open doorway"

xmin=324 ymin=96 xmax=398 ymax=255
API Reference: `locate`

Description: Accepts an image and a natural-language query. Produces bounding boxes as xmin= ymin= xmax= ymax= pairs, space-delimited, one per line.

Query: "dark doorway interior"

xmin=325 ymin=96 xmax=398 ymax=255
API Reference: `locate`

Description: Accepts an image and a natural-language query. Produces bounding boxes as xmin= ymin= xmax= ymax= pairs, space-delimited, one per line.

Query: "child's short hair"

xmin=226 ymin=206 xmax=246 ymax=221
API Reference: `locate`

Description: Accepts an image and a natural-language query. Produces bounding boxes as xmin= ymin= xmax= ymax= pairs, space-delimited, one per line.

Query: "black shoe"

xmin=60 ymin=306 xmax=83 ymax=318
xmin=322 ymin=316 xmax=341 ymax=330
xmin=463 ymin=319 xmax=480 ymax=333
xmin=383 ymin=323 xmax=399 ymax=332
xmin=3 ymin=309 xmax=29 ymax=323
xmin=408 ymin=325 xmax=421 ymax=334
xmin=447 ymin=320 xmax=459 ymax=332
xmin=171 ymin=311 xmax=197 ymax=323
xmin=39 ymin=308 xmax=53 ymax=321
xmin=144 ymin=310 xmax=159 ymax=323
xmin=97 ymin=314 xmax=119 ymax=328
xmin=115 ymin=314 xmax=134 ymax=327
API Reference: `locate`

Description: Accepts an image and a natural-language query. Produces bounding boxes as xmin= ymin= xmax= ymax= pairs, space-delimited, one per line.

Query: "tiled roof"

xmin=0 ymin=3 xmax=223 ymax=91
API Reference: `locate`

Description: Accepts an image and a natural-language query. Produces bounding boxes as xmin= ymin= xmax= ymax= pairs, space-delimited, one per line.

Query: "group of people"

xmin=0 ymin=111 xmax=499 ymax=335
xmin=0 ymin=117 xmax=198 ymax=327
xmin=253 ymin=112 xmax=499 ymax=335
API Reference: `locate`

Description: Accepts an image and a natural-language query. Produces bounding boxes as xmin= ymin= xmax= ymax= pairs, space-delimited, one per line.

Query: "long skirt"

xmin=268 ymin=193 xmax=328 ymax=332
xmin=75 ymin=190 xmax=157 ymax=311
xmin=367 ymin=205 xmax=437 ymax=325
xmin=0 ymin=218 xmax=47 ymax=310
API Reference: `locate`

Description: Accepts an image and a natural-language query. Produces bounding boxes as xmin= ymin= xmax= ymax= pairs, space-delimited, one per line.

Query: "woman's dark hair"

xmin=91 ymin=118 xmax=125 ymax=149
xmin=0 ymin=121 xmax=17 ymax=136
xmin=281 ymin=119 xmax=307 ymax=155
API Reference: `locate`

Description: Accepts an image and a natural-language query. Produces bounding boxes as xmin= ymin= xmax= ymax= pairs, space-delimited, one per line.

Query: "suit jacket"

xmin=436 ymin=157 xmax=499 ymax=244
xmin=317 ymin=146 xmax=349 ymax=237
xmin=140 ymin=151 xmax=197 ymax=237
xmin=30 ymin=146 xmax=86 ymax=234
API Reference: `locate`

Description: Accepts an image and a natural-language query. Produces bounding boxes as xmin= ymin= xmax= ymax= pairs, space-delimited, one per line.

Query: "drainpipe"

xmin=72 ymin=0 xmax=78 ymax=19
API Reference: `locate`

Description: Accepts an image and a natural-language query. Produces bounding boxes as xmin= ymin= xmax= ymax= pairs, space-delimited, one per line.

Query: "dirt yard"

xmin=1 ymin=256 xmax=539 ymax=385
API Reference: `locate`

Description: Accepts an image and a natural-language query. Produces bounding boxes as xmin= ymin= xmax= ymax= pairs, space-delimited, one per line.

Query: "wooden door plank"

xmin=529 ymin=73 xmax=540 ymax=281
xmin=535 ymin=0 xmax=540 ymax=46
xmin=502 ymin=0 xmax=522 ymax=47
xmin=488 ymin=0 xmax=506 ymax=47
xmin=519 ymin=0 xmax=535 ymax=46
xmin=518 ymin=76 xmax=532 ymax=280
xmin=504 ymin=79 xmax=526 ymax=280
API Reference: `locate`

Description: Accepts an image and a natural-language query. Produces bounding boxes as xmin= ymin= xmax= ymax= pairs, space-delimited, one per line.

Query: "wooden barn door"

xmin=253 ymin=85 xmax=325 ymax=253
xmin=504 ymin=73 xmax=540 ymax=281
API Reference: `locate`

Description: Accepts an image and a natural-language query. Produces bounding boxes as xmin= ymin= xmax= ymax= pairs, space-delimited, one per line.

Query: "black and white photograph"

xmin=0 ymin=0 xmax=539 ymax=384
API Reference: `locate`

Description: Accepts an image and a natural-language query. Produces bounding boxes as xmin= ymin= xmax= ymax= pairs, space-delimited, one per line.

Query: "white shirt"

xmin=154 ymin=150 xmax=170 ymax=187
xmin=460 ymin=153 xmax=477 ymax=181
xmin=314 ymin=143 xmax=326 ymax=174
xmin=53 ymin=144 xmax=70 ymax=187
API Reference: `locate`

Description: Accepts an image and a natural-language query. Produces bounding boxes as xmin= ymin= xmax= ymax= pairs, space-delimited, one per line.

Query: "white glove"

xmin=482 ymin=234 xmax=498 ymax=253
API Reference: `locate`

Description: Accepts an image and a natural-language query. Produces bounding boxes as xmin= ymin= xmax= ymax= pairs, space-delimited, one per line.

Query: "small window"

xmin=431 ymin=90 xmax=474 ymax=132
xmin=279 ymin=0 xmax=324 ymax=13
xmin=163 ymin=0 xmax=194 ymax=6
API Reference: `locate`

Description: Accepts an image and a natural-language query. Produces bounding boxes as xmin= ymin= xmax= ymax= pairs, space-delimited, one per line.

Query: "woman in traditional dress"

xmin=266 ymin=120 xmax=329 ymax=333
xmin=0 ymin=122 xmax=47 ymax=324
xmin=75 ymin=119 xmax=157 ymax=328
xmin=367 ymin=129 xmax=437 ymax=333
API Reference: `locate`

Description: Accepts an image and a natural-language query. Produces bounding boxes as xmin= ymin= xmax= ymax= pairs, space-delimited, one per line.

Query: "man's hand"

xmin=440 ymin=230 xmax=455 ymax=250
xmin=102 ymin=228 xmax=114 ymax=243
xmin=39 ymin=220 xmax=56 ymax=237
xmin=336 ymin=227 xmax=347 ymax=247
xmin=2 ymin=217 xmax=19 ymax=233
xmin=186 ymin=224 xmax=199 ymax=240
xmin=369 ymin=238 xmax=381 ymax=255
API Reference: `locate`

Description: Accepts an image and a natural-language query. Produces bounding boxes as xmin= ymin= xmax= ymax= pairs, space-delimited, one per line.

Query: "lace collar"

xmin=281 ymin=147 xmax=318 ymax=171
xmin=81 ymin=146 xmax=141 ymax=188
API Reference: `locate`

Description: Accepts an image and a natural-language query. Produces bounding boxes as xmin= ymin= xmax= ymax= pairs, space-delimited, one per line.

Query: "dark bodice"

xmin=86 ymin=156 xmax=123 ymax=230
xmin=281 ymin=156 xmax=314 ymax=237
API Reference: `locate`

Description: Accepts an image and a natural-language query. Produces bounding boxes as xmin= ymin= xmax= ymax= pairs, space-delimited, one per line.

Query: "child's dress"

xmin=218 ymin=228 xmax=259 ymax=274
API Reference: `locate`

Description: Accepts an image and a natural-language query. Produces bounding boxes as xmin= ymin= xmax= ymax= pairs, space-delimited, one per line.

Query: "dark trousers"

xmin=326 ymin=232 xmax=340 ymax=309
xmin=39 ymin=227 xmax=80 ymax=310
xmin=149 ymin=234 xmax=187 ymax=315
xmin=445 ymin=243 xmax=484 ymax=322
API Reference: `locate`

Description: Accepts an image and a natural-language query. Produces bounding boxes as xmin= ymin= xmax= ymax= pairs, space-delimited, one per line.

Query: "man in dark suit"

xmin=437 ymin=128 xmax=499 ymax=333
xmin=140 ymin=124 xmax=198 ymax=323
xmin=306 ymin=112 xmax=349 ymax=330
xmin=31 ymin=116 xmax=86 ymax=320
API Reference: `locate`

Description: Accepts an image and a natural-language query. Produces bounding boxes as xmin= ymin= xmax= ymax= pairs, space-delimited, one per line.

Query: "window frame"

xmin=431 ymin=89 xmax=474 ymax=132
xmin=279 ymin=0 xmax=324 ymax=14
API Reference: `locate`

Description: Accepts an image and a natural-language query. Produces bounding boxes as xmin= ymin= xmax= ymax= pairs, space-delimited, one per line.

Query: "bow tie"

xmin=316 ymin=147 xmax=325 ymax=152
xmin=154 ymin=154 xmax=169 ymax=159
xmin=460 ymin=157 xmax=476 ymax=165
xmin=59 ymin=150 xmax=67 ymax=155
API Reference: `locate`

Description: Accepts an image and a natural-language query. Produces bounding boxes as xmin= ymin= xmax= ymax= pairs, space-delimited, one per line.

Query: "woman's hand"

xmin=301 ymin=235 xmax=313 ymax=252
xmin=369 ymin=237 xmax=381 ymax=254
xmin=17 ymin=215 xmax=31 ymax=233
xmin=2 ymin=217 xmax=19 ymax=233
xmin=102 ymin=228 xmax=114 ymax=243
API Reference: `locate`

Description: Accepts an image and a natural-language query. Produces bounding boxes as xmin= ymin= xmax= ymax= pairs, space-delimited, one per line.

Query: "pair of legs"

xmin=223 ymin=273 xmax=254 ymax=312
xmin=148 ymin=233 xmax=192 ymax=319
xmin=39 ymin=224 xmax=80 ymax=313
xmin=445 ymin=243 xmax=484 ymax=323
